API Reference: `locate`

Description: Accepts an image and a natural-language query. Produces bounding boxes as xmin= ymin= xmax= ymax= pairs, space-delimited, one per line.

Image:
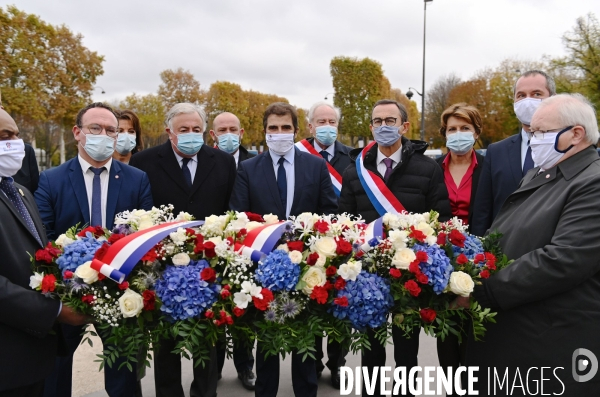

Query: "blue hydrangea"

xmin=414 ymin=243 xmax=453 ymax=295
xmin=452 ymin=234 xmax=484 ymax=260
xmin=55 ymin=233 xmax=103 ymax=276
xmin=155 ymin=260 xmax=219 ymax=322
xmin=331 ymin=271 xmax=393 ymax=331
xmin=255 ymin=250 xmax=300 ymax=292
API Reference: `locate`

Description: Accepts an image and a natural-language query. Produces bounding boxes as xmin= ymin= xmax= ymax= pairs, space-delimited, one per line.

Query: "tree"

xmin=422 ymin=74 xmax=461 ymax=147
xmin=119 ymin=94 xmax=166 ymax=149
xmin=244 ymin=90 xmax=288 ymax=147
xmin=158 ymin=68 xmax=204 ymax=109
xmin=204 ymin=81 xmax=249 ymax=137
xmin=390 ymin=88 xmax=420 ymax=140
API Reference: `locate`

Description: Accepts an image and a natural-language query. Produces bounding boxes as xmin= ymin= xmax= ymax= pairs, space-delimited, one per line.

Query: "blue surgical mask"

xmin=315 ymin=125 xmax=337 ymax=146
xmin=115 ymin=133 xmax=137 ymax=155
xmin=83 ymin=134 xmax=115 ymax=162
xmin=217 ymin=133 xmax=240 ymax=154
xmin=176 ymin=132 xmax=203 ymax=155
xmin=446 ymin=132 xmax=475 ymax=155
xmin=373 ymin=125 xmax=401 ymax=147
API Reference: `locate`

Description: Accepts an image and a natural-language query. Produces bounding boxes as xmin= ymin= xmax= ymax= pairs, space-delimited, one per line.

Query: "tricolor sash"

xmin=356 ymin=142 xmax=406 ymax=216
xmin=295 ymin=139 xmax=342 ymax=196
xmin=357 ymin=216 xmax=385 ymax=254
xmin=235 ymin=221 xmax=291 ymax=262
xmin=91 ymin=220 xmax=205 ymax=283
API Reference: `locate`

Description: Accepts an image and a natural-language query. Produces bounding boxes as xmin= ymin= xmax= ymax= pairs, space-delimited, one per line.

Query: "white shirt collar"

xmin=270 ymin=148 xmax=295 ymax=166
xmin=78 ymin=155 xmax=112 ymax=173
xmin=172 ymin=148 xmax=197 ymax=164
xmin=313 ymin=139 xmax=335 ymax=158
xmin=521 ymin=128 xmax=531 ymax=144
xmin=376 ymin=145 xmax=402 ymax=166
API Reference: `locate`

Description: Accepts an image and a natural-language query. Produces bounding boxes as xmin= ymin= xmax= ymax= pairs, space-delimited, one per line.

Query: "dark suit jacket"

xmin=467 ymin=146 xmax=600 ymax=394
xmin=436 ymin=151 xmax=485 ymax=226
xmin=34 ymin=157 xmax=153 ymax=239
xmin=0 ymin=180 xmax=59 ymax=391
xmin=303 ymin=137 xmax=353 ymax=176
xmin=229 ymin=148 xmax=338 ymax=219
xmin=237 ymin=145 xmax=256 ymax=167
xmin=14 ymin=143 xmax=39 ymax=194
xmin=471 ymin=133 xmax=523 ymax=236
xmin=130 ymin=141 xmax=237 ymax=220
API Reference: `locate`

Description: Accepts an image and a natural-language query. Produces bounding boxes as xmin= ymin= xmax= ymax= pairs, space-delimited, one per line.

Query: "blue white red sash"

xmin=295 ymin=139 xmax=342 ymax=196
xmin=91 ymin=220 xmax=205 ymax=283
xmin=357 ymin=216 xmax=385 ymax=254
xmin=356 ymin=141 xmax=406 ymax=216
xmin=235 ymin=221 xmax=291 ymax=262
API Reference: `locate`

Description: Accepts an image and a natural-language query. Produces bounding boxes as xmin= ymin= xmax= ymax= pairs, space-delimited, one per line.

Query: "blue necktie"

xmin=182 ymin=158 xmax=193 ymax=188
xmin=90 ymin=167 xmax=105 ymax=226
xmin=320 ymin=150 xmax=330 ymax=162
xmin=277 ymin=157 xmax=287 ymax=212
xmin=0 ymin=177 xmax=43 ymax=246
xmin=523 ymin=144 xmax=534 ymax=175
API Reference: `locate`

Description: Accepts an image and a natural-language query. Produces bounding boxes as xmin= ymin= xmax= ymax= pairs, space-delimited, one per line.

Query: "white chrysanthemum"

xmin=388 ymin=230 xmax=408 ymax=249
xmin=172 ymin=252 xmax=191 ymax=266
xmin=169 ymin=228 xmax=188 ymax=246
xmin=263 ymin=214 xmax=279 ymax=225
xmin=338 ymin=261 xmax=362 ymax=281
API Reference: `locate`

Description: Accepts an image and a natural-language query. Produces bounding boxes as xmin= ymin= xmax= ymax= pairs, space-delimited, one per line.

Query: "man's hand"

xmin=450 ymin=295 xmax=471 ymax=309
xmin=57 ymin=305 xmax=92 ymax=326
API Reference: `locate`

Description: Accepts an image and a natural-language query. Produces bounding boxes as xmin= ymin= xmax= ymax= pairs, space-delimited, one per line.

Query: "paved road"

xmin=84 ymin=331 xmax=444 ymax=397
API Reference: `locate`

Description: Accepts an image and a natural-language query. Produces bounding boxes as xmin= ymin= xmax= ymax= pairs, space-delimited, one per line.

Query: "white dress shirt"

xmin=270 ymin=149 xmax=295 ymax=218
xmin=78 ymin=156 xmax=112 ymax=228
xmin=376 ymin=146 xmax=402 ymax=177
xmin=313 ymin=140 xmax=335 ymax=162
xmin=520 ymin=128 xmax=534 ymax=170
xmin=172 ymin=149 xmax=198 ymax=184
xmin=233 ymin=150 xmax=240 ymax=166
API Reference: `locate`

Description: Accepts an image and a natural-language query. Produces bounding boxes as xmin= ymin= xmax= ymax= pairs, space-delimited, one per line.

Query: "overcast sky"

xmin=5 ymin=0 xmax=599 ymax=111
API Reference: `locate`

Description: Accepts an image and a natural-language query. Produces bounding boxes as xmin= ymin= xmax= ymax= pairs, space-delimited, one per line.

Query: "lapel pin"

xmin=115 ymin=175 xmax=119 ymax=179
xmin=18 ymin=188 xmax=24 ymax=196
xmin=546 ymin=174 xmax=550 ymax=179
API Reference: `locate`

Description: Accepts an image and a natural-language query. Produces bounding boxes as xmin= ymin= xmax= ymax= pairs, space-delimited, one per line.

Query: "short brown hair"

xmin=116 ymin=109 xmax=144 ymax=154
xmin=76 ymin=102 xmax=117 ymax=127
xmin=439 ymin=103 xmax=483 ymax=138
xmin=372 ymin=99 xmax=409 ymax=123
xmin=263 ymin=102 xmax=298 ymax=132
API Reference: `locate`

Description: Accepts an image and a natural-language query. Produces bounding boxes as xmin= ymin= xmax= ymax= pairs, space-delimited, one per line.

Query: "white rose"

xmin=315 ymin=253 xmax=327 ymax=268
xmin=313 ymin=237 xmax=337 ymax=258
xmin=172 ymin=252 xmax=191 ymax=266
xmin=449 ymin=271 xmax=474 ymax=297
xmin=388 ymin=230 xmax=408 ymax=249
xmin=416 ymin=222 xmax=435 ymax=237
xmin=383 ymin=213 xmax=401 ymax=229
xmin=296 ymin=212 xmax=318 ymax=229
xmin=391 ymin=248 xmax=416 ymax=269
xmin=29 ymin=272 xmax=44 ymax=289
xmin=245 ymin=221 xmax=263 ymax=232
xmin=118 ymin=289 xmax=144 ymax=318
xmin=175 ymin=211 xmax=193 ymax=221
xmin=338 ymin=261 xmax=362 ymax=281
xmin=425 ymin=235 xmax=437 ymax=246
xmin=74 ymin=261 xmax=99 ymax=284
xmin=263 ymin=214 xmax=279 ymax=225
xmin=55 ymin=234 xmax=74 ymax=247
xmin=288 ymin=250 xmax=303 ymax=264
xmin=301 ymin=267 xmax=326 ymax=295
xmin=233 ymin=292 xmax=252 ymax=309
xmin=276 ymin=243 xmax=289 ymax=253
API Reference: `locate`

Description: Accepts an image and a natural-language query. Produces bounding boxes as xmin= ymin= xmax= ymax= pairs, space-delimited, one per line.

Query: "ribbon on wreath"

xmin=295 ymin=139 xmax=342 ymax=196
xmin=356 ymin=216 xmax=385 ymax=254
xmin=91 ymin=220 xmax=205 ymax=283
xmin=235 ymin=221 xmax=292 ymax=262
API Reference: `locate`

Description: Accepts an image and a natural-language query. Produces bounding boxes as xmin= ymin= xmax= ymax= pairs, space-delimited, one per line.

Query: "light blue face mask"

xmin=115 ymin=133 xmax=137 ymax=155
xmin=446 ymin=132 xmax=475 ymax=155
xmin=217 ymin=133 xmax=240 ymax=154
xmin=315 ymin=125 xmax=338 ymax=146
xmin=176 ymin=132 xmax=204 ymax=155
xmin=83 ymin=134 xmax=115 ymax=161
xmin=373 ymin=125 xmax=401 ymax=147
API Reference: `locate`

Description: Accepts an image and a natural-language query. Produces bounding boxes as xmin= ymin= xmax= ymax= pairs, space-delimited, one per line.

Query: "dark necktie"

xmin=182 ymin=158 xmax=192 ymax=188
xmin=523 ymin=144 xmax=534 ymax=175
xmin=320 ymin=150 xmax=330 ymax=162
xmin=0 ymin=177 xmax=43 ymax=246
xmin=90 ymin=167 xmax=105 ymax=226
xmin=382 ymin=158 xmax=394 ymax=182
xmin=277 ymin=157 xmax=287 ymax=212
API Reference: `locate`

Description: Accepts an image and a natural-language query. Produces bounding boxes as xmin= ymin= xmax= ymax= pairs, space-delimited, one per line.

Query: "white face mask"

xmin=0 ymin=139 xmax=25 ymax=177
xmin=514 ymin=98 xmax=542 ymax=125
xmin=266 ymin=133 xmax=295 ymax=156
xmin=530 ymin=126 xmax=574 ymax=171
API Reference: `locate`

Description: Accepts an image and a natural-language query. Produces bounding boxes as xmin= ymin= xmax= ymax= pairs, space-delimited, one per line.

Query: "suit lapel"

xmin=158 ymin=142 xmax=190 ymax=192
xmin=0 ymin=183 xmax=46 ymax=247
xmin=20 ymin=188 xmax=47 ymax=246
xmin=508 ymin=134 xmax=524 ymax=186
xmin=262 ymin=152 xmax=285 ymax=215
xmin=291 ymin=149 xmax=303 ymax=211
xmin=329 ymin=141 xmax=341 ymax=168
xmin=68 ymin=158 xmax=91 ymax=225
xmin=106 ymin=161 xmax=122 ymax=229
xmin=190 ymin=146 xmax=214 ymax=196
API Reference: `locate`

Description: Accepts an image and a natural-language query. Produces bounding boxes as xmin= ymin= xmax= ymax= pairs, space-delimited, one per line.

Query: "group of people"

xmin=1 ymin=68 xmax=599 ymax=397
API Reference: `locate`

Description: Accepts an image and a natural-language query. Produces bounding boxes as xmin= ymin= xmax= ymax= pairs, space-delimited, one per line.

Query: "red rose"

xmin=245 ymin=212 xmax=265 ymax=222
xmin=142 ymin=290 xmax=156 ymax=311
xmin=287 ymin=241 xmax=304 ymax=252
xmin=486 ymin=262 xmax=497 ymax=271
xmin=420 ymin=308 xmax=437 ymax=323
xmin=325 ymin=266 xmax=337 ymax=277
xmin=93 ymin=243 xmax=110 ymax=261
xmin=404 ymin=280 xmax=421 ymax=297
xmin=306 ymin=252 xmax=320 ymax=266
xmin=194 ymin=234 xmax=205 ymax=254
xmin=389 ymin=268 xmax=401 ymax=278
xmin=78 ymin=226 xmax=104 ymax=238
xmin=436 ymin=232 xmax=447 ymax=246
xmin=310 ymin=286 xmax=328 ymax=304
xmin=203 ymin=241 xmax=216 ymax=258
xmin=334 ymin=276 xmax=346 ymax=290
xmin=238 ymin=228 xmax=247 ymax=237
xmin=409 ymin=226 xmax=426 ymax=243
xmin=415 ymin=251 xmax=429 ymax=263
xmin=225 ymin=315 xmax=233 ymax=325
xmin=200 ymin=267 xmax=217 ymax=283
xmin=335 ymin=238 xmax=353 ymax=256
xmin=449 ymin=229 xmax=466 ymax=248
xmin=185 ymin=228 xmax=196 ymax=237
xmin=485 ymin=252 xmax=496 ymax=262
xmin=333 ymin=296 xmax=349 ymax=307
xmin=314 ymin=220 xmax=330 ymax=233
xmin=141 ymin=247 xmax=158 ymax=262
xmin=35 ymin=242 xmax=62 ymax=263
xmin=233 ymin=307 xmax=245 ymax=317
xmin=108 ymin=233 xmax=126 ymax=244
xmin=41 ymin=274 xmax=56 ymax=293
xmin=118 ymin=281 xmax=129 ymax=290
xmin=252 ymin=288 xmax=274 ymax=311
xmin=456 ymin=253 xmax=468 ymax=265
xmin=220 ymin=289 xmax=231 ymax=299
xmin=416 ymin=273 xmax=429 ymax=284
xmin=474 ymin=253 xmax=485 ymax=264
xmin=480 ymin=270 xmax=490 ymax=279
xmin=323 ymin=281 xmax=334 ymax=291
xmin=81 ymin=294 xmax=95 ymax=305
xmin=64 ymin=270 xmax=74 ymax=279
xmin=223 ymin=284 xmax=231 ymax=291
xmin=409 ymin=261 xmax=421 ymax=274
xmin=205 ymin=309 xmax=215 ymax=319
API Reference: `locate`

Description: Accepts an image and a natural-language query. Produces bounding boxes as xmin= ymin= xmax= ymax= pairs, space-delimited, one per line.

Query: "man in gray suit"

xmin=465 ymin=93 xmax=600 ymax=395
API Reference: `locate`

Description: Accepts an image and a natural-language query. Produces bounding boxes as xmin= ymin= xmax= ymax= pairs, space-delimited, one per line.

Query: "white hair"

xmin=165 ymin=103 xmax=207 ymax=131
xmin=307 ymin=101 xmax=341 ymax=123
xmin=537 ymin=93 xmax=599 ymax=144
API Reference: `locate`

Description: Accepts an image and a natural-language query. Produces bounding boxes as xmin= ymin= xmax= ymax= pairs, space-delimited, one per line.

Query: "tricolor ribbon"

xmin=236 ymin=221 xmax=291 ymax=261
xmin=91 ymin=220 xmax=205 ymax=283
xmin=356 ymin=141 xmax=406 ymax=216
xmin=295 ymin=139 xmax=342 ymax=196
xmin=357 ymin=216 xmax=385 ymax=254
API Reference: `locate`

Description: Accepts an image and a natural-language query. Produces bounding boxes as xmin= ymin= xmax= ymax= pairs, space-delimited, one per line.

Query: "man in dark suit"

xmin=471 ymin=70 xmax=555 ymax=236
xmin=465 ymin=93 xmax=600 ymax=395
xmin=130 ymin=103 xmax=237 ymax=397
xmin=229 ymin=102 xmax=338 ymax=397
xmin=35 ymin=102 xmax=153 ymax=397
xmin=0 ymin=108 xmax=89 ymax=396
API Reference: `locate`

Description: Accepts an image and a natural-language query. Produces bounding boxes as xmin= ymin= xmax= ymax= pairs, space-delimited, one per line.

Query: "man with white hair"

xmin=464 ymin=93 xmax=600 ymax=394
xmin=130 ymin=103 xmax=237 ymax=397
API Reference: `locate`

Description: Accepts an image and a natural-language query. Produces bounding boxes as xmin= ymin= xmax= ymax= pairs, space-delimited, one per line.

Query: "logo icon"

xmin=5 ymin=142 xmax=11 ymax=149
xmin=572 ymin=348 xmax=598 ymax=382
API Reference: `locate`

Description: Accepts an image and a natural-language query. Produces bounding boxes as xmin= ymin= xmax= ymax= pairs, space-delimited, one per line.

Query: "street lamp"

xmin=419 ymin=0 xmax=433 ymax=142
xmin=95 ymin=86 xmax=106 ymax=94
xmin=324 ymin=92 xmax=334 ymax=100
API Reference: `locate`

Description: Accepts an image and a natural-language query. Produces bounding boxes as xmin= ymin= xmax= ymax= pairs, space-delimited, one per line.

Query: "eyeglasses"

xmin=530 ymin=125 xmax=573 ymax=140
xmin=371 ymin=117 xmax=397 ymax=127
xmin=81 ymin=124 xmax=118 ymax=137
